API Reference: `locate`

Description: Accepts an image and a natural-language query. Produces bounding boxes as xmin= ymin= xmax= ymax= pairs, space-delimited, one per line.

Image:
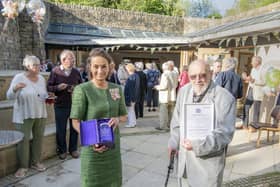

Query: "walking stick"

xmin=164 ymin=151 xmax=176 ymax=187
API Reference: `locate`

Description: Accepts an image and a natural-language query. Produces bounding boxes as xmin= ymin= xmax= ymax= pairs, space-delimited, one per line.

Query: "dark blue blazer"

xmin=215 ymin=69 xmax=243 ymax=99
xmin=124 ymin=73 xmax=140 ymax=106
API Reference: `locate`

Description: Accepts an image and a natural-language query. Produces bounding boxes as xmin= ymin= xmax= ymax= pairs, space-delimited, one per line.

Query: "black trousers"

xmin=135 ymin=98 xmax=144 ymax=118
xmin=243 ymin=88 xmax=261 ymax=127
xmin=54 ymin=106 xmax=78 ymax=154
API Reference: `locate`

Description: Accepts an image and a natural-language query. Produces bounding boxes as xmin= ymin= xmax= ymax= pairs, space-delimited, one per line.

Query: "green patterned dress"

xmin=70 ymin=82 xmax=127 ymax=187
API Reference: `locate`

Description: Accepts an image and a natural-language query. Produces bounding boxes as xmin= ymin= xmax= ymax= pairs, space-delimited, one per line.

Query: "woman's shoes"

xmin=31 ymin=163 xmax=46 ymax=172
xmin=15 ymin=163 xmax=46 ymax=178
xmin=14 ymin=168 xmax=28 ymax=178
xmin=59 ymin=153 xmax=67 ymax=160
xmin=125 ymin=125 xmax=136 ymax=128
xmin=70 ymin=151 xmax=80 ymax=159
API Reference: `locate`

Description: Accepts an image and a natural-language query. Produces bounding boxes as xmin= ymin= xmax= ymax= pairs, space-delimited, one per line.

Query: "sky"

xmin=211 ymin=0 xmax=235 ymax=15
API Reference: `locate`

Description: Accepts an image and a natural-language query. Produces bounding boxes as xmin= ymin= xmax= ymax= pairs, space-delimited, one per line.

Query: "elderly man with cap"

xmin=168 ymin=60 xmax=236 ymax=187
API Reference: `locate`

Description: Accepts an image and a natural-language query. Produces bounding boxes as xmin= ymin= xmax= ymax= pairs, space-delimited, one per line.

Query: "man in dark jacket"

xmin=215 ymin=58 xmax=243 ymax=99
xmin=47 ymin=50 xmax=82 ymax=160
xmin=134 ymin=62 xmax=147 ymax=118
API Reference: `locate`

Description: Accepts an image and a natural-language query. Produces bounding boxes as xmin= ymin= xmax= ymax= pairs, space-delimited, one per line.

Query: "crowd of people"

xmin=6 ymin=49 xmax=280 ymax=186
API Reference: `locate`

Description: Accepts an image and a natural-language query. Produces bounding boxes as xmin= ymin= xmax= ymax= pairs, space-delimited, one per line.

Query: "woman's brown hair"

xmin=87 ymin=48 xmax=113 ymax=65
xmin=87 ymin=48 xmax=113 ymax=79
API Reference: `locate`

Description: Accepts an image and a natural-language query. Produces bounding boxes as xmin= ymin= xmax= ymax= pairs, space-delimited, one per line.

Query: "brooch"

xmin=109 ymin=88 xmax=121 ymax=100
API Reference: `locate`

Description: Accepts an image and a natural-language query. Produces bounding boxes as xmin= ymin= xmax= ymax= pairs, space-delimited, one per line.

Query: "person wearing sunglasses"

xmin=168 ymin=60 xmax=236 ymax=187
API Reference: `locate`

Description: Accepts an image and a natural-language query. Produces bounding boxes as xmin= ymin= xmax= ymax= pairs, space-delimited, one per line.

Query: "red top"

xmin=178 ymin=71 xmax=190 ymax=89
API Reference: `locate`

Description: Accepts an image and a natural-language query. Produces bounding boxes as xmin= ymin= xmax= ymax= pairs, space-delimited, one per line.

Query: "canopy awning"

xmin=45 ymin=10 xmax=280 ymax=48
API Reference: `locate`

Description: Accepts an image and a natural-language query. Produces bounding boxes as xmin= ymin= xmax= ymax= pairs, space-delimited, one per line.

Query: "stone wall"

xmin=18 ymin=6 xmax=49 ymax=62
xmin=0 ymin=17 xmax=22 ymax=70
xmin=48 ymin=2 xmax=185 ymax=34
xmin=0 ymin=6 xmax=49 ymax=70
xmin=1 ymin=1 xmax=280 ymax=70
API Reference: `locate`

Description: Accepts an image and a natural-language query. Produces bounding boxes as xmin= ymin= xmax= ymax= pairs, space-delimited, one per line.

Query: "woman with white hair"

xmin=7 ymin=55 xmax=48 ymax=178
xmin=124 ymin=63 xmax=140 ymax=127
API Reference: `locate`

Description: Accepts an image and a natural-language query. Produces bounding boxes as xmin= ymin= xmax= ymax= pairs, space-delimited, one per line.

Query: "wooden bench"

xmin=249 ymin=106 xmax=280 ymax=147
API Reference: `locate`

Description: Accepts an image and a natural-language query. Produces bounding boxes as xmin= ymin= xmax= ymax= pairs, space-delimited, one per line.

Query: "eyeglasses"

xmin=189 ymin=73 xmax=207 ymax=80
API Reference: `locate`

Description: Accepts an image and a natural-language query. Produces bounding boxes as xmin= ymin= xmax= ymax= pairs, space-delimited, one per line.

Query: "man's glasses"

xmin=189 ymin=73 xmax=207 ymax=80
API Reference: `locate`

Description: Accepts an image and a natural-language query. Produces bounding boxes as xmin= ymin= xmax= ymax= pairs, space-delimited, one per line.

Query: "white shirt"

xmin=6 ymin=73 xmax=48 ymax=124
xmin=250 ymin=66 xmax=265 ymax=101
xmin=60 ymin=65 xmax=72 ymax=76
xmin=168 ymin=70 xmax=179 ymax=102
xmin=156 ymin=71 xmax=172 ymax=103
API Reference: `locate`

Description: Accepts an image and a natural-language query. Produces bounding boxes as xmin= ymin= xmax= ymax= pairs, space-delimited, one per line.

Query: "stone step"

xmin=0 ymin=123 xmax=61 ymax=178
xmin=0 ymin=100 xmax=55 ymax=130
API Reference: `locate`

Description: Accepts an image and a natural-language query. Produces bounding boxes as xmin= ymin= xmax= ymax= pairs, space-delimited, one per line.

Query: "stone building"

xmin=0 ymin=1 xmax=222 ymax=70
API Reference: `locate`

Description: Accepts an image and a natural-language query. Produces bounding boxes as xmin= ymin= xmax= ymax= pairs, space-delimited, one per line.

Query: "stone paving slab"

xmin=223 ymin=172 xmax=280 ymax=187
xmin=2 ymin=115 xmax=280 ymax=187
xmin=123 ymin=170 xmax=171 ymax=187
xmin=0 ymin=156 xmax=72 ymax=187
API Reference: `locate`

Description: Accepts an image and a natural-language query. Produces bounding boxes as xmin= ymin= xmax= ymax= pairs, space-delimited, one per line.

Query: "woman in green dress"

xmin=70 ymin=48 xmax=127 ymax=187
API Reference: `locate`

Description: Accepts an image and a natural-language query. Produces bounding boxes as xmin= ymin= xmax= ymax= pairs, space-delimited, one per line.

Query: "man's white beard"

xmin=193 ymin=84 xmax=209 ymax=95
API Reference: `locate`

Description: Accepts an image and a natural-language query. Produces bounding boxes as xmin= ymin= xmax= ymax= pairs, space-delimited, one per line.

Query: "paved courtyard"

xmin=1 ymin=112 xmax=280 ymax=187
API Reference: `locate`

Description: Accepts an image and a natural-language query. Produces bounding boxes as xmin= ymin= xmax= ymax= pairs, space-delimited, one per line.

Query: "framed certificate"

xmin=184 ymin=103 xmax=214 ymax=140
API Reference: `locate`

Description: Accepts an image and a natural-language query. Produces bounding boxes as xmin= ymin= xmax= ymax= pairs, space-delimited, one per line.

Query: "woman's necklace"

xmin=25 ymin=73 xmax=45 ymax=99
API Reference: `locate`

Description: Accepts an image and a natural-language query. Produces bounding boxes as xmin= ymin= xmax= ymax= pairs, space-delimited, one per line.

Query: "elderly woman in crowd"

xmin=70 ymin=48 xmax=127 ymax=187
xmin=178 ymin=65 xmax=190 ymax=89
xmin=124 ymin=63 xmax=140 ymax=128
xmin=7 ymin=55 xmax=48 ymax=178
xmin=117 ymin=60 xmax=129 ymax=87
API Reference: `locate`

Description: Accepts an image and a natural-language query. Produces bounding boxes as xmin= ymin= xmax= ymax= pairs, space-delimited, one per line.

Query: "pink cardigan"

xmin=178 ymin=71 xmax=190 ymax=89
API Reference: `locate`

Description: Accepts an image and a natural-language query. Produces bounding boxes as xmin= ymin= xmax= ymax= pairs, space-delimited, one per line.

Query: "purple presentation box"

xmin=80 ymin=118 xmax=114 ymax=148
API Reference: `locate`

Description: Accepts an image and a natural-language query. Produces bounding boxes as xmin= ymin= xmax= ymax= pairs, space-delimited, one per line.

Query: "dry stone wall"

xmin=1 ymin=1 xmax=280 ymax=70
xmin=48 ymin=3 xmax=184 ymax=34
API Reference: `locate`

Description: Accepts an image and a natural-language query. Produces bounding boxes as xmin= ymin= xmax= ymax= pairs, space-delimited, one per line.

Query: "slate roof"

xmin=186 ymin=10 xmax=280 ymax=38
xmin=45 ymin=23 xmax=180 ymax=45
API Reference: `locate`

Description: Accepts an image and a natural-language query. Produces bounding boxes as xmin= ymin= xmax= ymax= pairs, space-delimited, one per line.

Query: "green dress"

xmin=70 ymin=82 xmax=127 ymax=187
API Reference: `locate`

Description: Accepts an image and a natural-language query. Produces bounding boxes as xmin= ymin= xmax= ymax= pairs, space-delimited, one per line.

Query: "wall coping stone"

xmin=0 ymin=100 xmax=13 ymax=110
xmin=0 ymin=71 xmax=50 ymax=77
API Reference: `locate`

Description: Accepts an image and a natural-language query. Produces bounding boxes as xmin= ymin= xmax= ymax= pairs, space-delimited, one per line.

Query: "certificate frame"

xmin=184 ymin=103 xmax=214 ymax=140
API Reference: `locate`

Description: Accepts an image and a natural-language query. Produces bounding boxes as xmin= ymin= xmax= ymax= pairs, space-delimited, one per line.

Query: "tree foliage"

xmin=49 ymin=0 xmax=185 ymax=16
xmin=186 ymin=0 xmax=221 ymax=18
